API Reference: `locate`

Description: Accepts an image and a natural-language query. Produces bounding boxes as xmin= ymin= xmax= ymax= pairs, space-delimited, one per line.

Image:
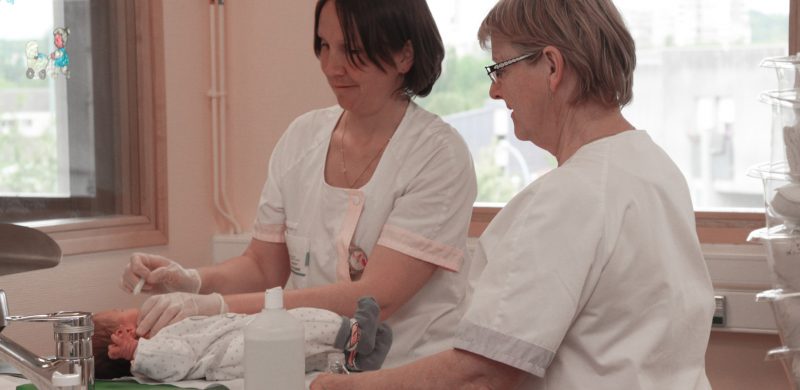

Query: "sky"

xmin=429 ymin=0 xmax=789 ymax=53
xmin=613 ymin=0 xmax=787 ymax=15
xmin=0 ymin=0 xmax=790 ymax=42
xmin=740 ymin=1 xmax=787 ymax=14
xmin=0 ymin=0 xmax=53 ymax=41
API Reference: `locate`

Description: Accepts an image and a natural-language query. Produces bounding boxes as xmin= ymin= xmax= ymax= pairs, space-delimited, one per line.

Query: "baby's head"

xmin=92 ymin=308 xmax=139 ymax=379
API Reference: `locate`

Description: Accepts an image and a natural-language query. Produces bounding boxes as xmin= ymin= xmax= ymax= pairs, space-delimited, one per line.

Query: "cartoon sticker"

xmin=50 ymin=27 xmax=70 ymax=78
xmin=24 ymin=41 xmax=48 ymax=80
xmin=23 ymin=27 xmax=71 ymax=80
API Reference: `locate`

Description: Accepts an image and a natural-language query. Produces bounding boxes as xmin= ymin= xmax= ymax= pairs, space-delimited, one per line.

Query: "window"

xmin=0 ymin=0 xmax=167 ymax=254
xmin=616 ymin=0 xmax=787 ymax=211
xmin=423 ymin=0 xmax=530 ymax=205
xmin=423 ymin=0 xmax=794 ymax=243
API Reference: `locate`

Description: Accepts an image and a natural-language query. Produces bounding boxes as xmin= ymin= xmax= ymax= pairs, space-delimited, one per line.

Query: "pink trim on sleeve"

xmin=253 ymin=223 xmax=287 ymax=243
xmin=377 ymin=224 xmax=464 ymax=272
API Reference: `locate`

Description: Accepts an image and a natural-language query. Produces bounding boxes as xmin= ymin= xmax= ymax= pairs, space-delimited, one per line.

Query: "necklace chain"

xmin=339 ymin=113 xmax=392 ymax=188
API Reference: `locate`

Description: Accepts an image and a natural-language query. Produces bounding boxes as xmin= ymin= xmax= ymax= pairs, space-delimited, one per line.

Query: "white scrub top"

xmin=253 ymin=102 xmax=477 ymax=367
xmin=455 ymin=131 xmax=714 ymax=389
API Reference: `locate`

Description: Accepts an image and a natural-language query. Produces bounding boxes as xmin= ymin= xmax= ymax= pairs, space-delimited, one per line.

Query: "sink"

xmin=0 ymin=224 xmax=61 ymax=275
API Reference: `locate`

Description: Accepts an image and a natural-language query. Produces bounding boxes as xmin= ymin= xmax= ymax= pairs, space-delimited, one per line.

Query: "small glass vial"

xmin=325 ymin=352 xmax=350 ymax=374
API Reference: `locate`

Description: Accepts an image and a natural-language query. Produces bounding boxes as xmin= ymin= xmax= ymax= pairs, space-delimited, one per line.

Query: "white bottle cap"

xmin=52 ymin=370 xmax=81 ymax=387
xmin=265 ymin=286 xmax=284 ymax=310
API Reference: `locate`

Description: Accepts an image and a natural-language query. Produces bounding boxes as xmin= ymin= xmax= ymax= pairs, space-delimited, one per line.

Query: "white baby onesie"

xmin=132 ymin=308 xmax=343 ymax=382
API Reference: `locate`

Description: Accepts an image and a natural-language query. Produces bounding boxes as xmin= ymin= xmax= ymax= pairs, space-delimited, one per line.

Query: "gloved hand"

xmin=136 ymin=292 xmax=228 ymax=337
xmin=120 ymin=253 xmax=202 ymax=295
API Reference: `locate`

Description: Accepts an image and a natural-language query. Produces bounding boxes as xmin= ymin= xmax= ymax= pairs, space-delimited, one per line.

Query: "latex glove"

xmin=136 ymin=292 xmax=228 ymax=337
xmin=120 ymin=253 xmax=201 ymax=295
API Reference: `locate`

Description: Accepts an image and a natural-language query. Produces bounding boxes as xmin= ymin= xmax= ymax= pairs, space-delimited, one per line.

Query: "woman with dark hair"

xmin=312 ymin=0 xmax=713 ymax=388
xmin=119 ymin=0 xmax=477 ymax=368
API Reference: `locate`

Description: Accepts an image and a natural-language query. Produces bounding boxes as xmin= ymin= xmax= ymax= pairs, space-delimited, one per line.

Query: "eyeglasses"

xmin=485 ymin=52 xmax=539 ymax=83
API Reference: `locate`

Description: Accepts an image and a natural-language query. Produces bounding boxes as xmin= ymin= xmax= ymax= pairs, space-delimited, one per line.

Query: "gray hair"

xmin=478 ymin=0 xmax=636 ymax=107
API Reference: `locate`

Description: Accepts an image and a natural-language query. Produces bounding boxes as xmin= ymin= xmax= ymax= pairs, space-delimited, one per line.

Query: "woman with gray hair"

xmin=312 ymin=0 xmax=714 ymax=388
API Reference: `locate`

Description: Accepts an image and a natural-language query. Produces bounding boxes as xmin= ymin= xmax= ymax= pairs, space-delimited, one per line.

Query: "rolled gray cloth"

xmin=354 ymin=323 xmax=392 ymax=371
xmin=334 ymin=296 xmax=381 ymax=354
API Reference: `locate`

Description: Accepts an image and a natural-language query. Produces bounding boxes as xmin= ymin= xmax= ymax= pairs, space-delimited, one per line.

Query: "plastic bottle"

xmin=244 ymin=286 xmax=305 ymax=390
xmin=325 ymin=352 xmax=350 ymax=375
xmin=52 ymin=369 xmax=81 ymax=390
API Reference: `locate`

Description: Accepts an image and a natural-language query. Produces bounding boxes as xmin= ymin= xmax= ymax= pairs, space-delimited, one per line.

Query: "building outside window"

xmin=422 ymin=0 xmax=788 ymax=212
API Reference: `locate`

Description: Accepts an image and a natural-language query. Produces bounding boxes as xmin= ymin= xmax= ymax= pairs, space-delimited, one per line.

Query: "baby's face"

xmin=108 ymin=310 xmax=139 ymax=361
xmin=108 ymin=326 xmax=138 ymax=360
xmin=95 ymin=308 xmax=141 ymax=361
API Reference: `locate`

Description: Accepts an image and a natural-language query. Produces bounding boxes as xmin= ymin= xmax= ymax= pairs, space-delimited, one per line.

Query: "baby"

xmin=92 ymin=297 xmax=391 ymax=381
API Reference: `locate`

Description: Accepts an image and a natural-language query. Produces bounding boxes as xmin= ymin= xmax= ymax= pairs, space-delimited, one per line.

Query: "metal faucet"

xmin=0 ymin=290 xmax=94 ymax=389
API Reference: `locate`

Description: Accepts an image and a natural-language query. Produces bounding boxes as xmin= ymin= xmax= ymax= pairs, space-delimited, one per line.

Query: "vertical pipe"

xmin=218 ymin=0 xmax=241 ymax=233
xmin=209 ymin=0 xmax=240 ymax=233
xmin=209 ymin=0 xmax=223 ymax=231
xmin=791 ymin=0 xmax=799 ymax=56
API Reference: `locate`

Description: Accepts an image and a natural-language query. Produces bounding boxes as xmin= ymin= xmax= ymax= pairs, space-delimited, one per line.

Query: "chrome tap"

xmin=0 ymin=290 xmax=94 ymax=389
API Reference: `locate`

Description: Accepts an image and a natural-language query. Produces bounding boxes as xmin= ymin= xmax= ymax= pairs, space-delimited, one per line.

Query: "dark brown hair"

xmin=92 ymin=312 xmax=132 ymax=379
xmin=478 ymin=0 xmax=636 ymax=107
xmin=313 ymin=0 xmax=444 ymax=97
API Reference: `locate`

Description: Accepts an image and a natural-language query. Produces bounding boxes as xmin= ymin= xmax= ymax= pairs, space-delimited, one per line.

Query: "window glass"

xmin=0 ymin=0 xmax=120 ymax=222
xmin=423 ymin=0 xmax=789 ymax=210
xmin=423 ymin=0 xmax=538 ymax=204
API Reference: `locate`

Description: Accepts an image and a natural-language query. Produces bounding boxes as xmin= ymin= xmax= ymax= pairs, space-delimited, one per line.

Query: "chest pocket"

xmin=285 ymin=232 xmax=310 ymax=288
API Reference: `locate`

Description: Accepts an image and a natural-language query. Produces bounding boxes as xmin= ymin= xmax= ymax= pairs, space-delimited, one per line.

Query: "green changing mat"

xmin=17 ymin=380 xmax=230 ymax=390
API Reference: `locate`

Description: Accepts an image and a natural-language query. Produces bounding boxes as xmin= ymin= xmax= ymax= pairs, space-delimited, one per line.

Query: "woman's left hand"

xmin=309 ymin=373 xmax=352 ymax=390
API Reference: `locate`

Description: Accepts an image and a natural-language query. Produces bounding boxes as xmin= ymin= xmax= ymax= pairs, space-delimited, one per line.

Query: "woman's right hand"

xmin=119 ymin=253 xmax=201 ymax=294
xmin=136 ymin=292 xmax=228 ymax=337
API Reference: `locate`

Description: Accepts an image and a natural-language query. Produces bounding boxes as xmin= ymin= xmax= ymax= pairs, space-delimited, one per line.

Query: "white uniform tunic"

xmin=253 ymin=102 xmax=477 ymax=367
xmin=455 ymin=131 xmax=714 ymax=389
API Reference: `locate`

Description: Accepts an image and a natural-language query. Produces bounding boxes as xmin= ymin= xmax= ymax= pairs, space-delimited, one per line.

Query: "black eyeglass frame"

xmin=485 ymin=52 xmax=540 ymax=83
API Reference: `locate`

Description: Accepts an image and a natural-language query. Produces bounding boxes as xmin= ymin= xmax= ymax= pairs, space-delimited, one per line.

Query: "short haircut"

xmin=313 ymin=0 xmax=445 ymax=97
xmin=478 ymin=0 xmax=636 ymax=107
xmin=92 ymin=312 xmax=132 ymax=379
